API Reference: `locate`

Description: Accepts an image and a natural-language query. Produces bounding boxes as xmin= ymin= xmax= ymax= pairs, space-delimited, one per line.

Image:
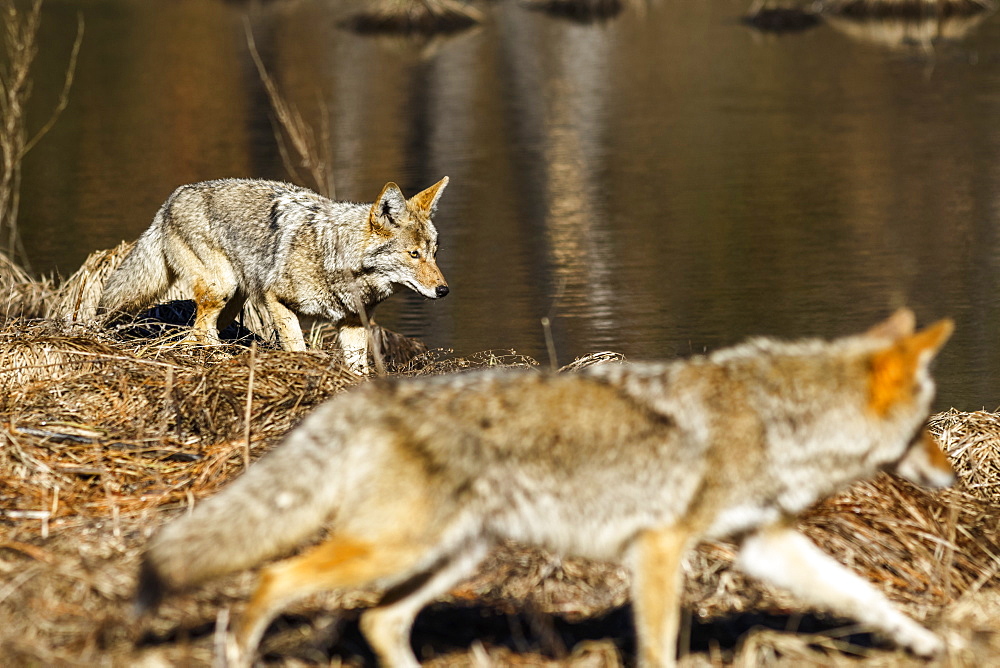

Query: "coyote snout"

xmin=405 ymin=265 xmax=448 ymax=299
xmin=408 ymin=280 xmax=448 ymax=300
xmin=892 ymin=427 xmax=955 ymax=489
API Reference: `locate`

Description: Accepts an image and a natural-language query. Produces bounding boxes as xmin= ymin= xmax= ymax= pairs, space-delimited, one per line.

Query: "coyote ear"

xmin=866 ymin=308 xmax=916 ymax=340
xmin=868 ymin=318 xmax=953 ymax=415
xmin=409 ymin=176 xmax=449 ymax=213
xmin=370 ymin=182 xmax=407 ymax=233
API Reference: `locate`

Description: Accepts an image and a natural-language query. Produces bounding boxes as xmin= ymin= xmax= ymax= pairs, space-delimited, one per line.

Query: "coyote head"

xmin=366 ymin=177 xmax=450 ymax=300
xmin=728 ymin=308 xmax=955 ymax=506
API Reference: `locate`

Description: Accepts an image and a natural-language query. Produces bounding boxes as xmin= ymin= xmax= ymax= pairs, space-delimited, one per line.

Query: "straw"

xmin=2 ymin=248 xmax=1000 ymax=665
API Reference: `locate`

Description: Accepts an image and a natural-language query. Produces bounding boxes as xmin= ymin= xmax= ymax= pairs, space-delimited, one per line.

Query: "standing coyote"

xmin=136 ymin=309 xmax=954 ymax=666
xmin=99 ymin=177 xmax=450 ymax=357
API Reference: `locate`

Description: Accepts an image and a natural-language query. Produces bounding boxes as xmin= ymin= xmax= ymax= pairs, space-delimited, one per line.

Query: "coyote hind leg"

xmin=234 ymin=533 xmax=474 ymax=665
xmin=180 ymin=278 xmax=234 ymax=346
xmin=360 ymin=540 xmax=489 ymax=667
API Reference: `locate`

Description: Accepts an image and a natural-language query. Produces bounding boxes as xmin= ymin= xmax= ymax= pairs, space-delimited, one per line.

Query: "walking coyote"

xmin=137 ymin=309 xmax=954 ymax=666
xmin=100 ymin=177 xmax=449 ymax=360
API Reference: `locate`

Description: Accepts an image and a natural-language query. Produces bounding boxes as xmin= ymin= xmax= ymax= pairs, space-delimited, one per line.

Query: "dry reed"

xmin=244 ymin=21 xmax=336 ymax=199
xmin=0 ymin=0 xmax=82 ymax=269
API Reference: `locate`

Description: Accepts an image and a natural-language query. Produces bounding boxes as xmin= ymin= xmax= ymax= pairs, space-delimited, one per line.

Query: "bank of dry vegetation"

xmin=1 ymin=250 xmax=1000 ymax=667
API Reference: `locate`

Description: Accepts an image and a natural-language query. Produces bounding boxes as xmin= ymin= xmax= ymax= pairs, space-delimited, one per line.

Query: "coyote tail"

xmin=134 ymin=433 xmax=346 ymax=616
xmin=98 ymin=216 xmax=171 ymax=317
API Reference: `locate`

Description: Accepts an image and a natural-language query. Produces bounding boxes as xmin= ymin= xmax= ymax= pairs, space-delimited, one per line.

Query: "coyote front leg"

xmin=261 ymin=292 xmax=306 ymax=352
xmin=737 ymin=524 xmax=944 ymax=657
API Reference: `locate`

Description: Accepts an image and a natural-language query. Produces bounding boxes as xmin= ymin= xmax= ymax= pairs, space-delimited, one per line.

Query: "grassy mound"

xmin=2 ymin=249 xmax=1000 ymax=665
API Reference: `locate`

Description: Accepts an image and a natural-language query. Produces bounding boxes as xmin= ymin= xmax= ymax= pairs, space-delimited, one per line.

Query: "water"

xmin=15 ymin=0 xmax=1000 ymax=410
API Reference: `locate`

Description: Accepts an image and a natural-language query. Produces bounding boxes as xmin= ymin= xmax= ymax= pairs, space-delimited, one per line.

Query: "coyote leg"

xmin=737 ymin=525 xmax=944 ymax=657
xmin=261 ymin=292 xmax=306 ymax=351
xmin=630 ymin=526 xmax=695 ymax=668
xmin=234 ymin=534 xmax=450 ymax=664
xmin=360 ymin=540 xmax=488 ymax=667
xmin=337 ymin=325 xmax=370 ymax=373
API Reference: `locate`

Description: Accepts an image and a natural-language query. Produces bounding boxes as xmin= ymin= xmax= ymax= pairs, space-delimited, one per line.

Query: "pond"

xmin=16 ymin=0 xmax=1000 ymax=410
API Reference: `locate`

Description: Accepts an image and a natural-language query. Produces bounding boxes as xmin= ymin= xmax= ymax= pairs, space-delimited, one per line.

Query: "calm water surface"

xmin=17 ymin=0 xmax=1000 ymax=410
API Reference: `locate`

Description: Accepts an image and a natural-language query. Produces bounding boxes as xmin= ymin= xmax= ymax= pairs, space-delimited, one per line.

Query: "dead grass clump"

xmin=930 ymin=409 xmax=1000 ymax=503
xmin=0 ymin=319 xmax=122 ymax=393
xmin=0 ymin=247 xmax=30 ymax=286
xmin=560 ymin=351 xmax=626 ymax=372
xmin=0 ymin=323 xmax=367 ymax=550
xmin=0 ymin=276 xmax=52 ymax=320
xmin=2 ymin=328 xmax=362 ymax=447
xmin=0 ymin=249 xmax=54 ymax=319
xmin=800 ymin=476 xmax=998 ymax=610
xmin=47 ymin=240 xmax=133 ymax=323
xmin=397 ymin=348 xmax=540 ymax=376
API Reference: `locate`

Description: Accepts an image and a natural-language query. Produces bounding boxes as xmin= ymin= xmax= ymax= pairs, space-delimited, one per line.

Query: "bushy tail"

xmin=97 ymin=220 xmax=171 ymax=318
xmin=134 ymin=421 xmax=351 ymax=615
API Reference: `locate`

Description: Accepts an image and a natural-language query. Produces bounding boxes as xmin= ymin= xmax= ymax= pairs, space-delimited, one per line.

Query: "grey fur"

xmin=99 ymin=177 xmax=450 ymax=354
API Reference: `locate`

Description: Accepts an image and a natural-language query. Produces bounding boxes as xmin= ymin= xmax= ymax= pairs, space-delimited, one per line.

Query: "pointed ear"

xmin=369 ymin=182 xmax=407 ymax=233
xmin=408 ymin=176 xmax=449 ymax=214
xmin=868 ymin=318 xmax=953 ymax=415
xmin=866 ymin=308 xmax=915 ymax=340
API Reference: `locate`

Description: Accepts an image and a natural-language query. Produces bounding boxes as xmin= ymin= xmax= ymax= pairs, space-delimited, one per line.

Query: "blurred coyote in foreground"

xmin=136 ymin=309 xmax=954 ymax=666
xmin=99 ymin=177 xmax=450 ymax=360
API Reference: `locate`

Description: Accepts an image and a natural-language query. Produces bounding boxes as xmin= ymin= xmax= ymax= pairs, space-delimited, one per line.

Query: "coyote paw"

xmin=895 ymin=622 xmax=944 ymax=658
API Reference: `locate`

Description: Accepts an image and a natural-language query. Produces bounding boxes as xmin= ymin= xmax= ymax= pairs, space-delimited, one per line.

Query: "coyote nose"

xmin=436 ymin=285 xmax=450 ymax=298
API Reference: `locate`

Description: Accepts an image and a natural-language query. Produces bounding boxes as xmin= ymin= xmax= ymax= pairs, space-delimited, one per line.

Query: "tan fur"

xmin=924 ymin=430 xmax=952 ymax=469
xmin=136 ymin=309 xmax=955 ymax=666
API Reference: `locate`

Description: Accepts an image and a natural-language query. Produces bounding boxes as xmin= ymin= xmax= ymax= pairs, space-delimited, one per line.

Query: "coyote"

xmin=99 ymin=177 xmax=450 ymax=358
xmin=136 ymin=309 xmax=954 ymax=666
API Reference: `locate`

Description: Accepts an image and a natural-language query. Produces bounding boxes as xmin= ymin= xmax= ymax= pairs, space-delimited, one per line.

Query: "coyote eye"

xmin=409 ymin=250 xmax=420 ymax=259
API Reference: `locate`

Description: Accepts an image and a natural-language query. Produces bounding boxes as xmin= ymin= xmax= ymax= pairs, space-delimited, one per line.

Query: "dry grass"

xmin=1 ymin=247 xmax=54 ymax=319
xmin=2 ymin=250 xmax=1000 ymax=665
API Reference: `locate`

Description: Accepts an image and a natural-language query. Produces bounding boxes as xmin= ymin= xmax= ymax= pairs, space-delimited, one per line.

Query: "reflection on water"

xmin=500 ymin=9 xmax=619 ymax=359
xmin=16 ymin=0 xmax=1000 ymax=410
xmin=744 ymin=0 xmax=997 ymax=50
xmin=823 ymin=11 xmax=994 ymax=50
